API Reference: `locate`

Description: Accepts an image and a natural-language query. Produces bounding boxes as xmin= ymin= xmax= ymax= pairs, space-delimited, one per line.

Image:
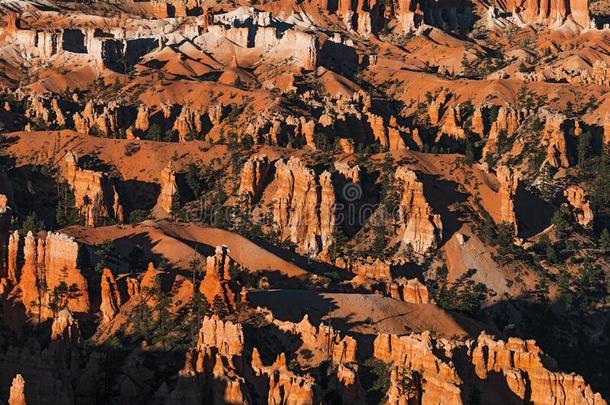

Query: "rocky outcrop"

xmin=437 ymin=105 xmax=466 ymax=141
xmin=272 ymin=157 xmax=336 ymax=257
xmin=238 ymin=154 xmax=272 ymax=205
xmin=483 ymin=106 xmax=522 ymax=159
xmin=374 ymin=332 xmax=463 ymax=404
xmin=564 ymin=185 xmax=593 ymax=228
xmin=134 ymin=104 xmax=150 ymax=132
xmin=19 ymin=231 xmax=38 ymax=315
xmin=198 ymin=314 xmax=244 ymax=357
xmin=51 ymin=308 xmax=81 ymax=342
xmin=334 ymin=161 xmax=361 ymax=184
xmin=140 ymin=262 xmax=161 ymax=294
xmin=395 ymin=167 xmax=442 ymax=254
xmin=270 ymin=314 xmax=357 ymax=365
xmin=151 ymin=162 xmax=179 ymax=219
xmin=72 ymin=100 xmax=120 ymax=137
xmin=172 ymin=105 xmax=205 ymax=142
xmin=472 ymin=332 xmax=606 ymax=405
xmin=336 ymin=257 xmax=392 ymax=281
xmin=63 ymin=152 xmax=122 ymax=226
xmin=7 ymin=230 xmax=19 ymax=284
xmin=374 ymin=330 xmax=606 ymax=404
xmin=174 ymin=314 xmax=252 ymax=404
xmin=251 ymin=351 xmax=317 ymax=404
xmin=471 ymin=106 xmax=485 ymax=137
xmin=100 ymin=268 xmax=121 ymax=324
xmin=199 ymin=246 xmax=235 ymax=311
xmin=496 ymin=165 xmax=520 ymax=233
xmin=8 ymin=374 xmax=26 ymax=405
xmin=389 ymin=277 xmax=430 ymax=304
xmin=490 ymin=0 xmax=590 ymax=29
xmin=334 ymin=363 xmax=366 ymax=404
xmin=543 ymin=113 xmax=570 ymax=168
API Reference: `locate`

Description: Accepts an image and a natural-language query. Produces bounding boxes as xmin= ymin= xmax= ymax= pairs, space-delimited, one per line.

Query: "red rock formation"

xmin=251 ymin=351 xmax=317 ymax=404
xmin=395 ymin=167 xmax=442 ymax=254
xmin=207 ymin=354 xmax=252 ymax=404
xmin=437 ymin=105 xmax=466 ymax=141
xmin=173 ymin=105 xmax=204 ymax=142
xmin=43 ymin=232 xmax=90 ymax=314
xmin=334 ymin=161 xmax=361 ymax=184
xmin=152 ymin=162 xmax=179 ymax=219
xmin=51 ymin=308 xmax=81 ymax=343
xmin=19 ymin=231 xmax=38 ymax=314
xmin=543 ymin=113 xmax=570 ymax=168
xmin=374 ymin=332 xmax=463 ymax=404
xmin=100 ymin=267 xmax=121 ymax=324
xmin=564 ymin=185 xmax=594 ymax=228
xmin=472 ymin=106 xmax=485 ymax=137
xmin=8 ymin=374 xmax=26 ymax=405
xmin=140 ymin=262 xmax=161 ymax=294
xmin=268 ymin=314 xmax=357 ymax=365
xmin=375 ymin=329 xmax=606 ymax=404
xmin=238 ymin=154 xmax=272 ymax=205
xmin=272 ymin=157 xmax=336 ymax=256
xmin=389 ymin=277 xmax=430 ymax=303
xmin=72 ymin=100 xmax=120 ymax=137
xmin=197 ymin=314 xmax=244 ymax=357
xmin=429 ymin=99 xmax=442 ymax=126
xmin=496 ymin=165 xmax=520 ymax=233
xmin=492 ymin=0 xmax=590 ymax=28
xmin=134 ymin=104 xmax=150 ymax=132
xmin=338 ymin=257 xmax=392 ymax=282
xmin=18 ymin=231 xmax=88 ymax=316
xmin=7 ymin=230 xmax=19 ymax=283
xmin=396 ymin=0 xmax=425 ymax=33
xmin=335 ymin=363 xmax=366 ymax=404
xmin=484 ymin=106 xmax=522 ymax=158
xmin=63 ymin=152 xmax=122 ymax=226
xmin=386 ymin=366 xmax=419 ymax=405
xmin=472 ymin=332 xmax=606 ymax=405
xmin=199 ymin=246 xmax=236 ymax=311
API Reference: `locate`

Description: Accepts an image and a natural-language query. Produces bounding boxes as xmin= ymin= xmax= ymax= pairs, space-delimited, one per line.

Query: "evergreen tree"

xmin=577 ymin=131 xmax=591 ymax=167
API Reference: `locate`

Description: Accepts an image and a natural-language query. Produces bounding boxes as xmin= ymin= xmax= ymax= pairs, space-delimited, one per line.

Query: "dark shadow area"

xmin=418 ymin=173 xmax=468 ymax=244
xmin=319 ymin=39 xmax=358 ymax=77
xmin=125 ymin=38 xmax=159 ymax=68
xmin=116 ymin=179 xmax=160 ymax=214
xmin=514 ymin=183 xmax=554 ymax=238
xmin=62 ymin=29 xmax=87 ymax=54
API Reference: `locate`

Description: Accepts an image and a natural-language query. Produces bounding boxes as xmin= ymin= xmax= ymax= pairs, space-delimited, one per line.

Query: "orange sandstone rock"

xmin=389 ymin=277 xmax=430 ymax=304
xmin=199 ymin=245 xmax=236 ymax=310
xmin=496 ymin=165 xmax=520 ymax=233
xmin=152 ymin=162 xmax=179 ymax=219
xmin=238 ymin=154 xmax=272 ymax=205
xmin=564 ymin=185 xmax=594 ymax=228
xmin=8 ymin=374 xmax=26 ymax=405
xmin=272 ymin=157 xmax=336 ymax=257
xmin=395 ymin=167 xmax=442 ymax=254
xmin=100 ymin=267 xmax=121 ymax=324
